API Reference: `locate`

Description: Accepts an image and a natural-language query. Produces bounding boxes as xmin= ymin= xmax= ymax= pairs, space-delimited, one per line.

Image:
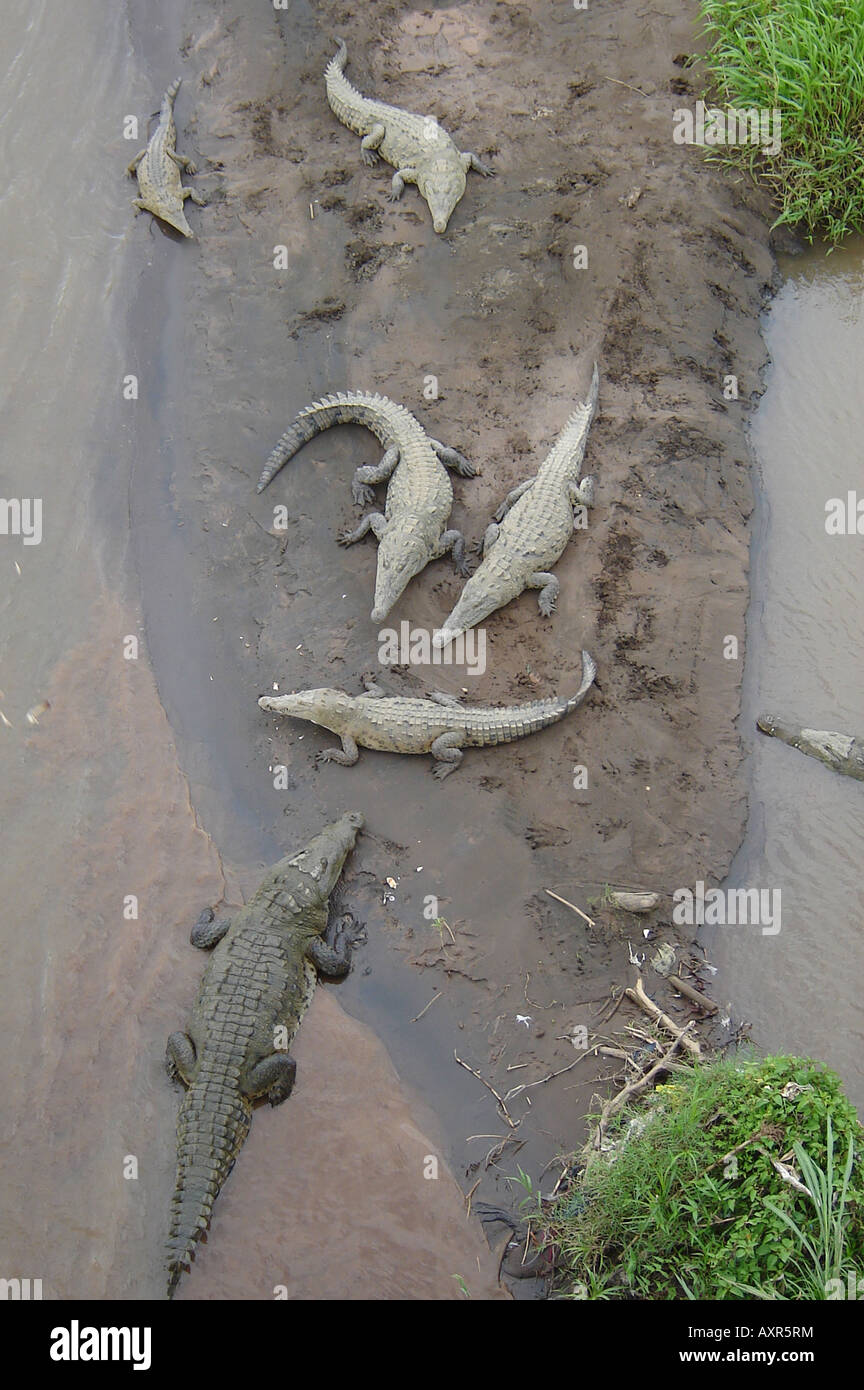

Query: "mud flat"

xmin=1 ymin=0 xmax=779 ymax=1299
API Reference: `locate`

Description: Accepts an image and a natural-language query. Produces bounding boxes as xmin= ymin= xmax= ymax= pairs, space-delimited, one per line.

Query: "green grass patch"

xmin=544 ymin=1054 xmax=864 ymax=1299
xmin=698 ymin=0 xmax=864 ymax=244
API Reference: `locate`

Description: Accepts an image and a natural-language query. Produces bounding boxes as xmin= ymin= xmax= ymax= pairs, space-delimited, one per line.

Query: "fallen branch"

xmin=626 ymin=976 xmax=703 ymax=1059
xmin=670 ymin=974 xmax=718 ymax=1014
xmin=503 ymin=1051 xmax=594 ymax=1104
xmin=411 ymin=991 xmax=442 ymax=1023
xmin=584 ymin=1029 xmax=692 ymax=1167
xmin=544 ymin=888 xmax=595 ymax=929
xmin=455 ymin=1050 xmax=520 ymax=1128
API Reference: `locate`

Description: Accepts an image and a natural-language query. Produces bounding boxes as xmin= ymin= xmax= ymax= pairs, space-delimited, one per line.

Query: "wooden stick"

xmin=670 ymin=974 xmax=718 ymax=1014
xmin=544 ymin=888 xmax=595 ymax=929
xmin=584 ymin=1030 xmax=691 ymax=1167
xmin=454 ymin=1051 xmax=519 ymax=1128
xmin=625 ymin=976 xmax=703 ymax=1059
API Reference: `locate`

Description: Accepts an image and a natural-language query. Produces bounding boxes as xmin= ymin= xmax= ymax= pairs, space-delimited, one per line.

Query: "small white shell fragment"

xmin=385 ymin=876 xmax=397 ymax=889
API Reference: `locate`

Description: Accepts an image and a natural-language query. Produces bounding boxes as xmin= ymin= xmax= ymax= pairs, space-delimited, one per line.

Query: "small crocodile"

xmin=756 ymin=715 xmax=864 ymax=782
xmin=434 ymin=366 xmax=599 ymax=649
xmin=257 ymin=390 xmax=477 ymax=621
xmin=324 ymin=40 xmax=493 ymax=233
xmin=127 ymin=78 xmax=204 ymax=237
xmin=258 ymin=651 xmax=596 ymax=779
xmin=165 ymin=812 xmax=364 ymax=1296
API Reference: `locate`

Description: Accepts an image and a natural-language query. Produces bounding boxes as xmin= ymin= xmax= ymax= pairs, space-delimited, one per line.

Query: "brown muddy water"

xmin=705 ymin=240 xmax=864 ymax=1116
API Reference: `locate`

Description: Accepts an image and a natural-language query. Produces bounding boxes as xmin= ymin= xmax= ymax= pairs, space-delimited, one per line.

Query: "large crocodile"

xmin=756 ymin=715 xmax=864 ymax=782
xmin=165 ymin=812 xmax=364 ymax=1296
xmin=433 ymin=366 xmax=599 ymax=649
xmin=256 ymin=390 xmax=476 ymax=621
xmin=258 ymin=651 xmax=596 ymax=778
xmin=324 ymin=40 xmax=493 ymax=233
xmin=127 ymin=78 xmax=204 ymax=237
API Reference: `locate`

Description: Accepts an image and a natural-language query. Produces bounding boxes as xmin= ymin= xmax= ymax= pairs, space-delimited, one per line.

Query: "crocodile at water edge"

xmin=324 ymin=40 xmax=494 ymax=233
xmin=258 ymin=651 xmax=596 ymax=779
xmin=756 ymin=715 xmax=864 ymax=782
xmin=165 ymin=812 xmax=364 ymax=1296
xmin=256 ymin=390 xmax=477 ymax=621
xmin=434 ymin=365 xmax=599 ymax=650
xmin=126 ymin=78 xmax=204 ymax=237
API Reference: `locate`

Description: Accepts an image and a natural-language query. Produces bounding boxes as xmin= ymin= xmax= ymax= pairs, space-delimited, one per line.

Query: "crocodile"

xmin=756 ymin=715 xmax=864 ymax=782
xmin=165 ymin=812 xmax=364 ymax=1297
xmin=324 ymin=40 xmax=493 ymax=233
xmin=256 ymin=390 xmax=477 ymax=622
xmin=126 ymin=78 xmax=204 ymax=237
xmin=258 ymin=651 xmax=596 ymax=778
xmin=433 ymin=365 xmax=600 ymax=650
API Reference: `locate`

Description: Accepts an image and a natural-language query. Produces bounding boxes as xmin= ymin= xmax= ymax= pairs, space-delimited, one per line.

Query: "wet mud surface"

xmin=2 ymin=0 xmax=780 ymax=1300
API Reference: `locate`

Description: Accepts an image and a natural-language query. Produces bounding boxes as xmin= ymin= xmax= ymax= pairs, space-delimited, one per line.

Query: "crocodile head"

xmin=258 ymin=687 xmax=353 ymax=732
xmin=281 ymin=811 xmax=364 ymax=900
xmin=431 ymin=574 xmax=494 ymax=650
xmin=417 ymin=159 xmax=467 ymax=234
xmin=153 ymin=200 xmax=194 ymax=238
xmin=370 ymin=528 xmax=432 ymax=622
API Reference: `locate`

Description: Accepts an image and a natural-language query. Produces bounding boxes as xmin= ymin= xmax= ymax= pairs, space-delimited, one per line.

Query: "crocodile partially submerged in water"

xmin=434 ymin=365 xmax=599 ymax=650
xmin=127 ymin=77 xmax=204 ymax=237
xmin=258 ymin=652 xmax=596 ymax=778
xmin=324 ymin=40 xmax=493 ymax=233
xmin=756 ymin=715 xmax=864 ymax=782
xmin=165 ymin=812 xmax=364 ymax=1296
xmin=257 ymin=390 xmax=477 ymax=621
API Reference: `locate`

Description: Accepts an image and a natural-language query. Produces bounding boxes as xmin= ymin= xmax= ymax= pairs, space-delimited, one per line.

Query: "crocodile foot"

xmin=538 ymin=592 xmax=558 ymax=618
xmin=351 ymin=482 xmax=376 ymax=506
xmin=361 ymin=149 xmax=380 ymax=167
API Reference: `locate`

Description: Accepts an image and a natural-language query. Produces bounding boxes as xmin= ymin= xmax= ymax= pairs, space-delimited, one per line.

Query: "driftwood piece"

xmin=625 ymin=976 xmax=703 ymax=1059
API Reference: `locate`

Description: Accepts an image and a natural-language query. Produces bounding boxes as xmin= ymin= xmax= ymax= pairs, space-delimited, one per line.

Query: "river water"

xmin=706 ymin=239 xmax=864 ymax=1115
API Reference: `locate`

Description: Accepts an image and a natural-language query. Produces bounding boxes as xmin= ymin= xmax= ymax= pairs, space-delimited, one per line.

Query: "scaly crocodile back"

xmin=325 ymin=40 xmax=379 ymax=134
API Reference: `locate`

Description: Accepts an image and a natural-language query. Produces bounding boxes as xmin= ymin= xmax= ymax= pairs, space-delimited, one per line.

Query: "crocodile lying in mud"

xmin=433 ymin=366 xmax=599 ymax=650
xmin=165 ymin=812 xmax=364 ymax=1296
xmin=127 ymin=78 xmax=204 ymax=238
xmin=257 ymin=390 xmax=477 ymax=621
xmin=324 ymin=40 xmax=494 ymax=233
xmin=757 ymin=715 xmax=864 ymax=782
xmin=258 ymin=651 xmax=596 ymax=778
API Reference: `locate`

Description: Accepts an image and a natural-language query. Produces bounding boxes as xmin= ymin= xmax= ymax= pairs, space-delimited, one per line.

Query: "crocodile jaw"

xmin=370 ymin=531 xmax=429 ymax=621
xmin=148 ymin=201 xmax=193 ymax=237
xmin=419 ymin=163 xmax=467 ymax=234
xmin=284 ymin=811 xmax=364 ymax=899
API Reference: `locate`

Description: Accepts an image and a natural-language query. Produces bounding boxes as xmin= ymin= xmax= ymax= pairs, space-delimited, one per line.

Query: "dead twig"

xmin=584 ymin=1028 xmax=692 ymax=1167
xmin=625 ymin=976 xmax=703 ymax=1059
xmin=503 ymin=1052 xmax=594 ymax=1104
xmin=455 ymin=1050 xmax=520 ymax=1129
xmin=670 ymin=974 xmax=718 ymax=1014
xmin=543 ymin=888 xmax=595 ymax=929
xmin=411 ymin=991 xmax=442 ymax=1023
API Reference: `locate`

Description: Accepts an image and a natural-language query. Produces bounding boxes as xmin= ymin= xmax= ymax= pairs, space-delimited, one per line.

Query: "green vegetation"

xmin=544 ymin=1054 xmax=864 ymax=1299
xmin=698 ymin=0 xmax=864 ymax=244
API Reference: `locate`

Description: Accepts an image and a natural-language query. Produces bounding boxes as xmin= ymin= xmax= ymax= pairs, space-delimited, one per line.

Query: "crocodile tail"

xmin=543 ymin=363 xmax=600 ymax=476
xmin=166 ymin=1081 xmax=251 ymax=1297
xmin=256 ymin=391 xmax=402 ymax=492
xmin=565 ymin=650 xmax=597 ymax=712
xmin=161 ymin=77 xmax=182 ymax=118
xmin=324 ymin=39 xmax=373 ymax=135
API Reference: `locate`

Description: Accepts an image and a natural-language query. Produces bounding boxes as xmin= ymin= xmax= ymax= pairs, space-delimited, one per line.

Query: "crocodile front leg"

xmin=166 ymin=1032 xmax=196 ymax=1086
xmin=338 ymin=511 xmax=387 ymax=547
xmin=352 ymin=445 xmax=400 ymax=505
xmin=428 ymin=690 xmax=464 ymax=709
xmin=306 ymin=913 xmax=365 ymax=978
xmin=388 ymin=166 xmax=418 ymax=200
xmin=494 ymin=478 xmax=534 ymax=522
xmin=190 ymin=907 xmax=231 ymax=949
xmin=481 ymin=521 xmax=500 ymax=555
xmin=433 ymin=528 xmax=470 ymax=576
xmin=183 ymin=187 xmax=207 ymax=206
xmin=244 ymin=1053 xmax=297 ymax=1106
xmin=428 ymin=439 xmax=477 ymax=478
xmin=315 ymin=734 xmax=360 ymax=767
xmin=360 ymin=122 xmax=386 ymax=165
xmin=461 ymin=151 xmax=495 ymax=177
xmin=126 ymin=148 xmax=147 ymax=175
xmin=569 ymin=476 xmax=595 ymax=510
xmin=528 ymin=571 xmax=560 ymax=617
xmin=430 ymin=731 xmax=465 ymax=778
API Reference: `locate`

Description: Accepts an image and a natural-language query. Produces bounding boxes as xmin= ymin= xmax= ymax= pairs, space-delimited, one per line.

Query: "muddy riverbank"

xmin=2 ymin=0 xmax=780 ymax=1299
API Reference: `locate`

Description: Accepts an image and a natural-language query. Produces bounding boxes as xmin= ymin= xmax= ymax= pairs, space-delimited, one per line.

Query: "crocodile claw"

xmin=336 ymin=528 xmax=356 ymax=547
xmin=538 ymin=594 xmax=558 ymax=617
xmin=352 ymin=483 xmax=376 ymax=506
xmin=475 ymin=160 xmax=495 ymax=177
xmin=361 ymin=150 xmax=380 ymax=167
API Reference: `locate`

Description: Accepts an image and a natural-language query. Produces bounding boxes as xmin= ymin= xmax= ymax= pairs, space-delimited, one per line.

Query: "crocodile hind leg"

xmin=338 ymin=511 xmax=386 ymax=547
xmin=190 ymin=907 xmax=231 ymax=949
xmin=428 ymin=690 xmax=464 ymax=709
xmin=315 ymin=734 xmax=360 ymax=768
xmin=430 ymin=731 xmax=465 ymax=779
xmin=388 ymin=166 xmax=417 ymax=200
xmin=429 ymin=439 xmax=477 ymax=478
xmin=183 ymin=187 xmax=207 ymax=206
xmin=569 ymin=476 xmax=595 ymax=511
xmin=433 ymin=528 xmax=470 ymax=576
xmin=166 ymin=1032 xmax=196 ymax=1086
xmin=360 ymin=122 xmax=386 ymax=165
xmin=528 ymin=571 xmax=560 ymax=617
xmin=168 ymin=149 xmax=197 ymax=174
xmin=244 ymin=1053 xmax=297 ymax=1107
xmin=494 ymin=478 xmax=534 ymax=522
xmin=307 ymin=913 xmax=365 ymax=978
xmin=352 ymin=445 xmax=399 ymax=505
